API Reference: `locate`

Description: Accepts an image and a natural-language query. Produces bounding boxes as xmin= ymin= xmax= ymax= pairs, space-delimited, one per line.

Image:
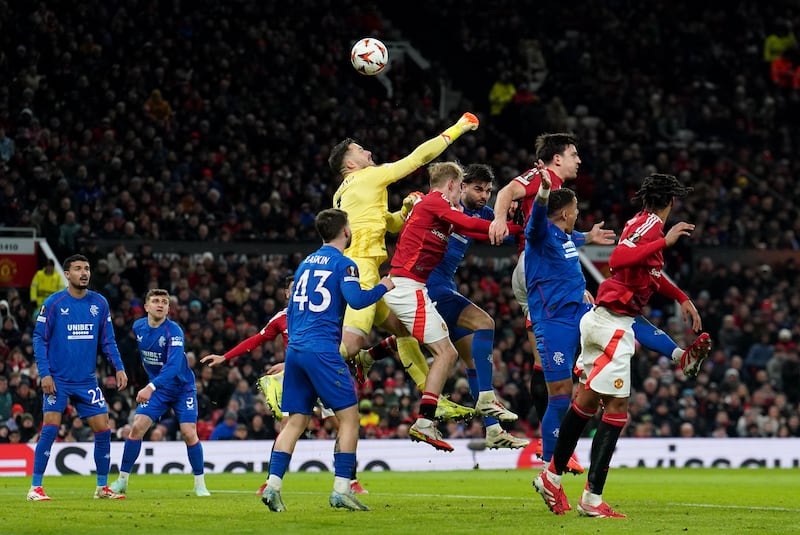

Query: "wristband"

xmin=147 ymin=382 xmax=156 ymax=391
xmin=537 ymin=186 xmax=550 ymax=200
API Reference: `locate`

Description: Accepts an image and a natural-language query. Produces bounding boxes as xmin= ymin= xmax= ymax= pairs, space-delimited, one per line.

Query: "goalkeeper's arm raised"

xmin=378 ymin=112 xmax=479 ymax=187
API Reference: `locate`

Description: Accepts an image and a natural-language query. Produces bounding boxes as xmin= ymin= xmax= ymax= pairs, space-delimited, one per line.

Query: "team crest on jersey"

xmin=47 ymin=394 xmax=57 ymax=406
xmin=346 ymin=265 xmax=359 ymax=277
xmin=60 ymin=307 xmax=69 ymax=315
xmin=158 ymin=335 xmax=166 ymax=348
xmin=89 ymin=304 xmax=99 ymax=317
xmin=614 ymin=378 xmax=624 ymax=389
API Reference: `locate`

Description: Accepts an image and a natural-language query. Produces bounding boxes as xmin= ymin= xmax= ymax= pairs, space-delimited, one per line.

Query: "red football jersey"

xmin=596 ymin=211 xmax=686 ymax=316
xmin=390 ymin=191 xmax=494 ymax=282
xmin=512 ymin=167 xmax=564 ymax=253
xmin=224 ymin=308 xmax=288 ymax=360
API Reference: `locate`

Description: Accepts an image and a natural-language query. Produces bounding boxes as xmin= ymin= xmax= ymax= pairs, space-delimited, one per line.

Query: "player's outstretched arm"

xmin=341 ymin=274 xmax=393 ymax=310
xmin=383 ymin=113 xmax=479 ymax=184
xmin=582 ymin=222 xmax=616 ymax=245
xmin=489 ymin=180 xmax=526 ymax=245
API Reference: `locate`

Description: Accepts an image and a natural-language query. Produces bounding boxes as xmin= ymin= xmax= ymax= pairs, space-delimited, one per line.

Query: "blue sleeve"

xmin=98 ymin=297 xmax=125 ymax=372
xmin=32 ymin=303 xmax=52 ymax=378
xmin=152 ymin=324 xmax=185 ymax=390
xmin=572 ymin=231 xmax=587 ymax=248
xmin=525 ymin=200 xmax=548 ymax=244
xmin=341 ymin=279 xmax=387 ymax=310
xmin=340 ymin=260 xmax=388 ymax=309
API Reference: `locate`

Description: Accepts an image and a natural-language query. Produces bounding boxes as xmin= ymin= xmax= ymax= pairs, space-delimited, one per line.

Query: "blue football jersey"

xmin=428 ymin=204 xmax=495 ymax=291
xmin=132 ymin=317 xmax=195 ymax=392
xmin=288 ymin=244 xmax=387 ymax=353
xmin=524 ymin=200 xmax=587 ymax=322
xmin=33 ymin=289 xmax=124 ymax=383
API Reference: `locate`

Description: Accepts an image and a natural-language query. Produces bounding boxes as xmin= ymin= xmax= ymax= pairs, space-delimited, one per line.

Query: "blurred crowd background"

xmin=1 ymin=0 xmax=800 ymax=445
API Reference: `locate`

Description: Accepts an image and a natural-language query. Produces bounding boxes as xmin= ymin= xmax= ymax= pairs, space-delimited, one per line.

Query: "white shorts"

xmin=383 ymin=276 xmax=449 ymax=344
xmin=511 ymin=250 xmax=529 ymax=320
xmin=575 ymin=306 xmax=636 ymax=397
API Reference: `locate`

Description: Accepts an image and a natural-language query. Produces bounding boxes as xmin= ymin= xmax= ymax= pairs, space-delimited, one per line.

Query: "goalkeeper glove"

xmin=401 ymin=191 xmax=424 ymax=219
xmin=440 ymin=112 xmax=479 ymax=145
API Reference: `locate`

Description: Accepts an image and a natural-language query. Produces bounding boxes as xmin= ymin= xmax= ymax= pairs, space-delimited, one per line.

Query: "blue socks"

xmin=32 ymin=424 xmax=58 ymax=487
xmin=269 ymin=450 xmax=291 ymax=479
xmin=472 ymin=329 xmax=495 ymax=392
xmin=187 ymin=441 xmax=205 ymax=476
xmin=94 ymin=429 xmax=112 ymax=486
xmin=633 ymin=315 xmax=679 ymax=357
xmin=334 ymin=452 xmax=356 ymax=480
xmin=542 ymin=394 xmax=570 ymax=462
xmin=119 ymin=438 xmax=142 ymax=473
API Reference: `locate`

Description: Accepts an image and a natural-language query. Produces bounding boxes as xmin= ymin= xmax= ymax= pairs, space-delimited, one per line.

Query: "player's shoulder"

xmin=85 ymin=290 xmax=110 ymax=306
xmin=163 ymin=317 xmax=185 ymax=336
xmin=629 ymin=211 xmax=663 ymax=230
xmin=42 ymin=289 xmax=68 ymax=307
xmin=132 ymin=317 xmax=147 ymax=330
xmin=512 ymin=167 xmax=538 ymax=185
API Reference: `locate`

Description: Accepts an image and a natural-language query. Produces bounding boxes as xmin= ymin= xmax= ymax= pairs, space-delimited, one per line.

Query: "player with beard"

xmin=426 ymin=163 xmax=530 ymax=449
xmin=28 ymin=254 xmax=128 ymax=501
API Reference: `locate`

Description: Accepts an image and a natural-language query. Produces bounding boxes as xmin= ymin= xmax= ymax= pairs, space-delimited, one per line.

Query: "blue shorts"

xmin=428 ymin=286 xmax=473 ymax=341
xmin=533 ymin=303 xmax=592 ymax=382
xmin=42 ymin=379 xmax=108 ymax=419
xmin=136 ymin=386 xmax=198 ymax=424
xmin=282 ymin=347 xmax=358 ymax=415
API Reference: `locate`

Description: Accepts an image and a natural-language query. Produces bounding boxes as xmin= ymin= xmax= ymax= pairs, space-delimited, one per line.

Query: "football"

xmin=350 ymin=38 xmax=388 ymax=76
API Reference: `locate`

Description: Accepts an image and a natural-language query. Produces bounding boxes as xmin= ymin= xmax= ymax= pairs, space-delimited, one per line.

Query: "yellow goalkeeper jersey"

xmin=332 ymin=135 xmax=449 ymax=261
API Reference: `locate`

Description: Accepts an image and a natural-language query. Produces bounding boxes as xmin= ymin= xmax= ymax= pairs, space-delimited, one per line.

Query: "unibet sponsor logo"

xmin=67 ymin=323 xmax=95 ymax=340
xmin=141 ymin=350 xmax=163 ymax=366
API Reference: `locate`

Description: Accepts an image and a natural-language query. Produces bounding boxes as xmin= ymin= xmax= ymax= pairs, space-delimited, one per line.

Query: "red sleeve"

xmin=223 ymin=311 xmax=285 ymax=360
xmin=223 ymin=331 xmax=272 ymax=360
xmin=513 ymin=168 xmax=542 ymax=196
xmin=609 ymin=237 xmax=667 ymax=270
xmin=657 ymin=276 xmax=689 ymax=303
xmin=439 ymin=204 xmax=492 ymax=234
xmin=261 ymin=314 xmax=283 ymax=343
xmin=464 ymin=223 xmax=523 ymax=241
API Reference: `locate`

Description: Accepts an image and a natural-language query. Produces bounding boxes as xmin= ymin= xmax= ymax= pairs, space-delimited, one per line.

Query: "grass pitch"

xmin=2 ymin=468 xmax=799 ymax=534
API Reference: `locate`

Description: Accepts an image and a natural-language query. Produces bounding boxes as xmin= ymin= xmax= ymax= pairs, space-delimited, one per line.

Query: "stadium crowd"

xmin=1 ymin=0 xmax=800 ymax=445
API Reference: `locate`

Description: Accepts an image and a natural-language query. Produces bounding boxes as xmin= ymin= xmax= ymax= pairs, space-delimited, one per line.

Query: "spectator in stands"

xmin=210 ymin=411 xmax=239 ymax=440
xmin=28 ymin=259 xmax=64 ymax=310
xmin=0 ymin=377 xmax=12 ymax=422
xmin=105 ymin=243 xmax=133 ymax=274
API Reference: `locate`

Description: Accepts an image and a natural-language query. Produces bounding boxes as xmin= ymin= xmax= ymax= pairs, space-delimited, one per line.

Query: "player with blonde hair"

xmin=328 ymin=112 xmax=480 ymax=421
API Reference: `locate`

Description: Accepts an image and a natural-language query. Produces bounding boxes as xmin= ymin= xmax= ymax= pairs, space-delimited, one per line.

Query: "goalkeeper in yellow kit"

xmin=328 ymin=112 xmax=480 ymax=421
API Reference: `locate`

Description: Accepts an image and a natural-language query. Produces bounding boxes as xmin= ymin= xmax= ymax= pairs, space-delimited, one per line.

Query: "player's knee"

xmin=477 ymin=314 xmax=494 ymax=330
xmin=436 ymin=344 xmax=458 ymax=364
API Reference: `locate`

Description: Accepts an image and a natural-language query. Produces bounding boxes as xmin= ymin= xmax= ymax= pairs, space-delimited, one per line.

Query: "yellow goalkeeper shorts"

xmin=342 ymin=256 xmax=391 ymax=336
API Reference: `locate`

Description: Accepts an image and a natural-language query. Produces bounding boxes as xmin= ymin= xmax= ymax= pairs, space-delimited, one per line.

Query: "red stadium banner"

xmin=0 ymin=237 xmax=37 ymax=288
